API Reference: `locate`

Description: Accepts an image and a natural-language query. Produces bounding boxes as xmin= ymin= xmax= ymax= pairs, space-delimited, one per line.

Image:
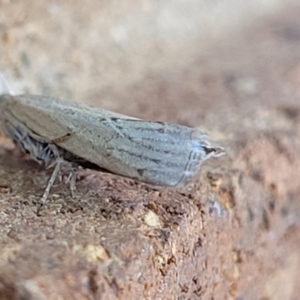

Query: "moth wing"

xmin=0 ymin=94 xmax=224 ymax=187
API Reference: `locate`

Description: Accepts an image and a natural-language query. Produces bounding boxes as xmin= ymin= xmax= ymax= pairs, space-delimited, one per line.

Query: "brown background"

xmin=0 ymin=0 xmax=300 ymax=299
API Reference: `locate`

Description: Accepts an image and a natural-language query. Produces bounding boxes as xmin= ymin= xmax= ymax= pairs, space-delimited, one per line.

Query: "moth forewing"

xmin=0 ymin=93 xmax=225 ymax=190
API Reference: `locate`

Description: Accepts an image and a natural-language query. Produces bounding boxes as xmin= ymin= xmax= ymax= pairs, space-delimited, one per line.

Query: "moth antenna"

xmin=0 ymin=72 xmax=15 ymax=95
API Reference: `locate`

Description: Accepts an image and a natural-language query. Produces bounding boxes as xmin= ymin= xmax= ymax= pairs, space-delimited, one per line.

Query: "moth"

xmin=0 ymin=93 xmax=224 ymax=204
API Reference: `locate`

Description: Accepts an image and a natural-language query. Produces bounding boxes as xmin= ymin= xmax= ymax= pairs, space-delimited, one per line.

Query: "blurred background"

xmin=0 ymin=0 xmax=299 ymax=127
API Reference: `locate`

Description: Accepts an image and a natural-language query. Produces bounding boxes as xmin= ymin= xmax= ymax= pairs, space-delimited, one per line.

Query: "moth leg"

xmin=58 ymin=169 xmax=63 ymax=183
xmin=64 ymin=163 xmax=78 ymax=197
xmin=40 ymin=158 xmax=63 ymax=205
xmin=68 ymin=164 xmax=78 ymax=197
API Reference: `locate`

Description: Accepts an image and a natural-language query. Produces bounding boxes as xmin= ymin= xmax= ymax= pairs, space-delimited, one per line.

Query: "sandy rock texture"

xmin=0 ymin=0 xmax=300 ymax=299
